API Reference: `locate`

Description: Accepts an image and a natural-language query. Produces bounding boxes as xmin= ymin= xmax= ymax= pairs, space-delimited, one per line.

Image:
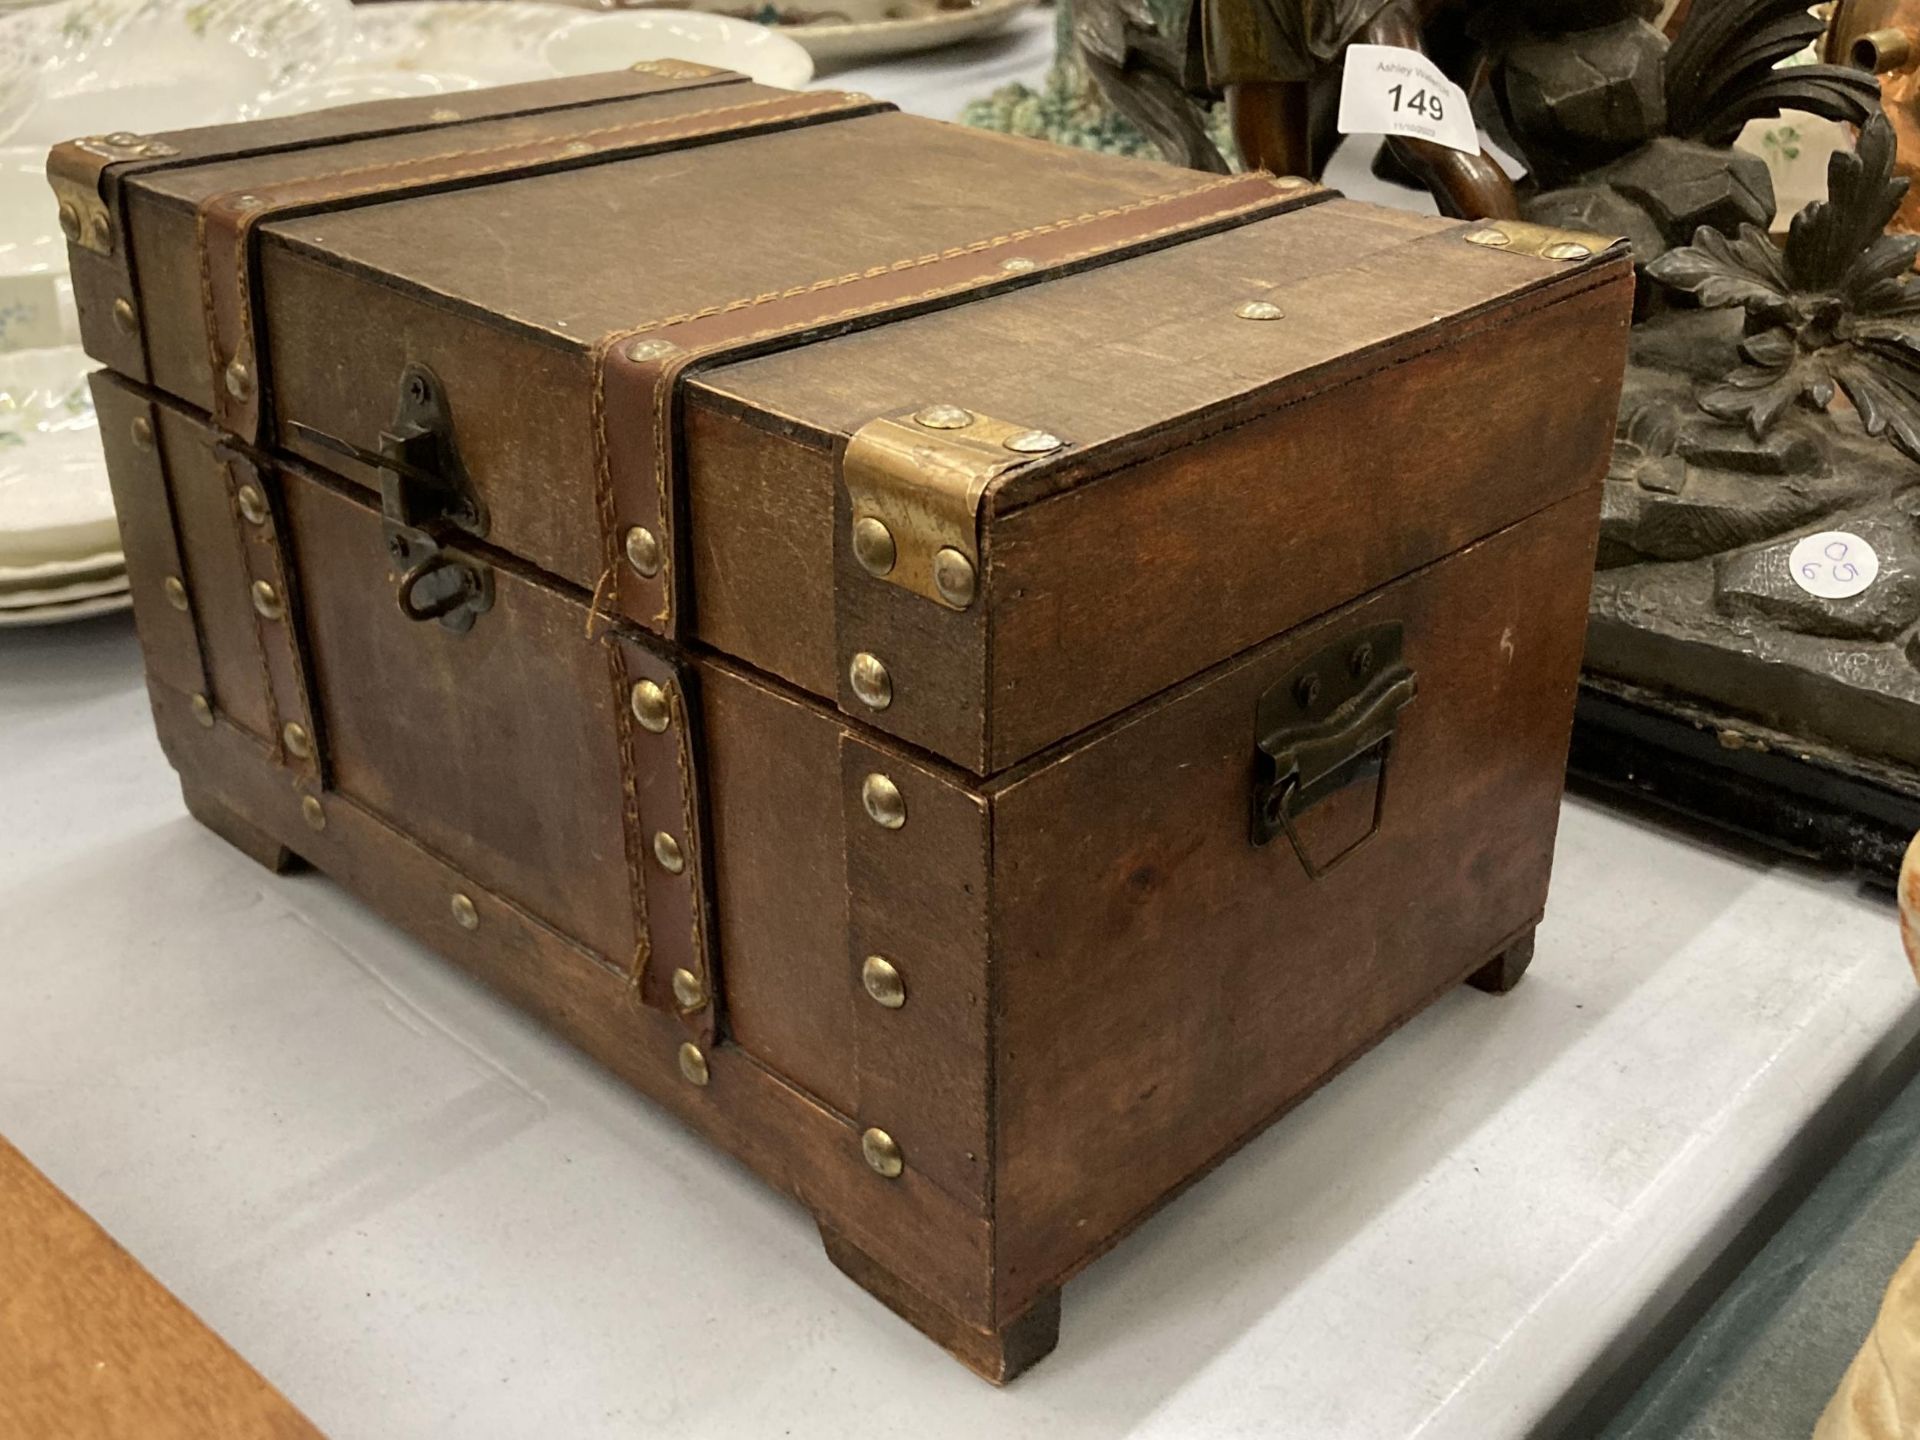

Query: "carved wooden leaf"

xmin=1786 ymin=114 xmax=1908 ymax=291
xmin=1699 ymin=365 xmax=1811 ymax=437
xmin=1831 ymin=351 xmax=1920 ymax=463
xmin=1666 ymin=0 xmax=1878 ymax=144
xmin=1646 ymin=222 xmax=1794 ymax=319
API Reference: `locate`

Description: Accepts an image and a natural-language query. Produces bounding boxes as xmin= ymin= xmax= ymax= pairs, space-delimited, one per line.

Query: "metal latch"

xmin=1253 ymin=622 xmax=1417 ymax=878
xmin=294 ymin=364 xmax=493 ymax=633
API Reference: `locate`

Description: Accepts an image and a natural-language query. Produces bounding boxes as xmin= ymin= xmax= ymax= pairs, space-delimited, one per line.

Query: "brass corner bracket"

xmin=841 ymin=406 xmax=1068 ymax=612
xmin=1462 ymin=218 xmax=1623 ymax=263
xmin=46 ymin=132 xmax=179 ymax=257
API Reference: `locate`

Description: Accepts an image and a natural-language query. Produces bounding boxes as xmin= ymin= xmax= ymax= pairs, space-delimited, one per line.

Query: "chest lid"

xmin=55 ymin=68 xmax=1633 ymax=774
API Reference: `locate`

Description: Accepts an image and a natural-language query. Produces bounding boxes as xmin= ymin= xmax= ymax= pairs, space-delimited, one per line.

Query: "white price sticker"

xmin=1337 ymin=44 xmax=1479 ymax=156
xmin=1789 ymin=530 xmax=1878 ymax=600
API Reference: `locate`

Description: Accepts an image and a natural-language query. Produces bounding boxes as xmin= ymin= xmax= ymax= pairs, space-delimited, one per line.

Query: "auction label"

xmin=1789 ymin=530 xmax=1878 ymax=600
xmin=1338 ymin=44 xmax=1479 ymax=155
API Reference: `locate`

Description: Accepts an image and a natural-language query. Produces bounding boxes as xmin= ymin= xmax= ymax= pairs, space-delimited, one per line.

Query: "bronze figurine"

xmin=1188 ymin=0 xmax=1520 ymax=215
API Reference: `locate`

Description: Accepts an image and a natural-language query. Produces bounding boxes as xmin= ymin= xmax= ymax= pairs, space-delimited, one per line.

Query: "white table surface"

xmin=6 ymin=21 xmax=1920 ymax=1440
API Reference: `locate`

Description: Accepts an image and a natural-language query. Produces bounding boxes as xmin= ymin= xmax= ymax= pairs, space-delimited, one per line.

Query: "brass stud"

xmin=250 ymin=579 xmax=284 ymax=620
xmin=163 ymin=575 xmax=189 ymax=611
xmin=450 ymin=892 xmax=479 ymax=930
xmin=57 ymin=201 xmax=81 ymax=242
xmin=224 ymin=356 xmax=254 ymax=402
xmin=1464 ymin=226 xmax=1512 ymax=249
xmin=281 ymin=721 xmax=312 ymax=760
xmin=671 ymin=967 xmax=705 ymax=1011
xmin=300 ymin=795 xmax=326 ymax=832
xmin=624 ymin=336 xmax=679 ymax=363
xmin=111 ymin=297 xmax=137 ymax=335
xmin=852 ymin=515 xmax=896 ymax=576
xmin=629 ymin=678 xmax=670 ymax=733
xmin=189 ymin=692 xmax=214 ymax=728
xmin=861 ymin=955 xmax=905 ymax=1009
xmin=678 ymin=1041 xmax=710 ymax=1087
xmin=914 ymin=404 xmax=974 ymax=431
xmin=1003 ymin=428 xmax=1063 ymax=454
xmin=861 ymin=773 xmax=905 ymax=830
xmin=849 ymin=651 xmax=893 ymax=711
xmin=624 ymin=525 xmax=662 ymax=578
xmin=235 ymin=483 xmax=268 ymax=526
xmin=861 ymin=1127 xmax=904 ymax=1178
xmin=653 ymin=831 xmax=685 ymax=874
xmin=130 ymin=415 xmax=154 ymax=451
xmin=1543 ymin=241 xmax=1593 ymax=261
xmin=1235 ymin=300 xmax=1285 ymax=322
xmin=932 ymin=547 xmax=976 ymax=609
xmin=85 ymin=212 xmax=112 ymax=254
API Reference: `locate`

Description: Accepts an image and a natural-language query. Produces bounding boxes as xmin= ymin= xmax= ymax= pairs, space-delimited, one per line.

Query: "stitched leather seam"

xmin=608 ymin=643 xmax=651 ymax=991
xmin=197 ymin=90 xmax=875 ymax=428
xmin=590 ymin=176 xmax=1294 ymax=629
xmin=668 ymin=678 xmax=705 ymax=1030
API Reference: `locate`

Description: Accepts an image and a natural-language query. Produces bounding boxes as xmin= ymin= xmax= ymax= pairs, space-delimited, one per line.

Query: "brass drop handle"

xmin=1252 ymin=622 xmax=1418 ymax=878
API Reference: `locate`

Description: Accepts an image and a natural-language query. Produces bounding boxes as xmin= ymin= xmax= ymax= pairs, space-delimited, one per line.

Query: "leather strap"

xmin=195 ymin=87 xmax=891 ymax=442
xmin=87 ymin=374 xmax=211 ymax=704
xmin=608 ymin=633 xmax=717 ymax=1046
xmin=52 ymin=66 xmax=751 ymax=387
xmin=591 ymin=171 xmax=1326 ymax=638
xmin=217 ymin=450 xmax=324 ymax=791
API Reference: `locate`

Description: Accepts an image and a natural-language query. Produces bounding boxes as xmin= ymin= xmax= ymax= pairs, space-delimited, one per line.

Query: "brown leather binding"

xmin=86 ymin=376 xmax=210 ymax=704
xmin=217 ymin=451 xmax=324 ymax=790
xmin=193 ymin=88 xmax=891 ymax=442
xmin=591 ymin=173 xmax=1327 ymax=637
xmin=51 ymin=66 xmax=751 ymax=387
xmin=608 ymin=632 xmax=718 ymax=1045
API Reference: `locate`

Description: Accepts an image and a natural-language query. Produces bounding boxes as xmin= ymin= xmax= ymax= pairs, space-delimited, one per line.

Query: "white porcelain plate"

xmin=334 ymin=1 xmax=570 ymax=86
xmin=0 ymin=146 xmax=77 ymax=351
xmin=633 ymin=0 xmax=1033 ymax=66
xmin=0 ymin=568 xmax=127 ymax=607
xmin=544 ymin=8 xmax=812 ymax=88
xmin=0 ymin=0 xmax=342 ymax=149
xmin=0 ymin=546 xmax=123 ymax=590
xmin=0 ymin=586 xmax=131 ymax=625
xmin=0 ymin=345 xmax=113 ymax=569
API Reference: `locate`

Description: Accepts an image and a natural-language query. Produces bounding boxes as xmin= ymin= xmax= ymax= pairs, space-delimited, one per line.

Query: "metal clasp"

xmin=1253 ymin=622 xmax=1417 ymax=878
xmin=295 ymin=364 xmax=493 ymax=634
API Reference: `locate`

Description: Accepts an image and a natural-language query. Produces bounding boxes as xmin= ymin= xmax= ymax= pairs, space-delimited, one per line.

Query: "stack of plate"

xmin=0 ymin=550 xmax=128 ymax=626
xmin=0 ymin=345 xmax=126 ymax=626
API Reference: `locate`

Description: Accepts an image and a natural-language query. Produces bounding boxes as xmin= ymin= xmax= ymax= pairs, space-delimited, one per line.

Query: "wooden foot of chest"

xmin=1466 ymin=929 xmax=1536 ymax=995
xmin=182 ymin=783 xmax=302 ymax=876
xmin=818 ymin=1225 xmax=1061 ymax=1385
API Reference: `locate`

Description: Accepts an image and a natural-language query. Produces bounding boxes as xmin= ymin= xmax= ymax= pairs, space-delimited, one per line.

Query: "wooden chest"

xmin=53 ymin=68 xmax=1632 ymax=1380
